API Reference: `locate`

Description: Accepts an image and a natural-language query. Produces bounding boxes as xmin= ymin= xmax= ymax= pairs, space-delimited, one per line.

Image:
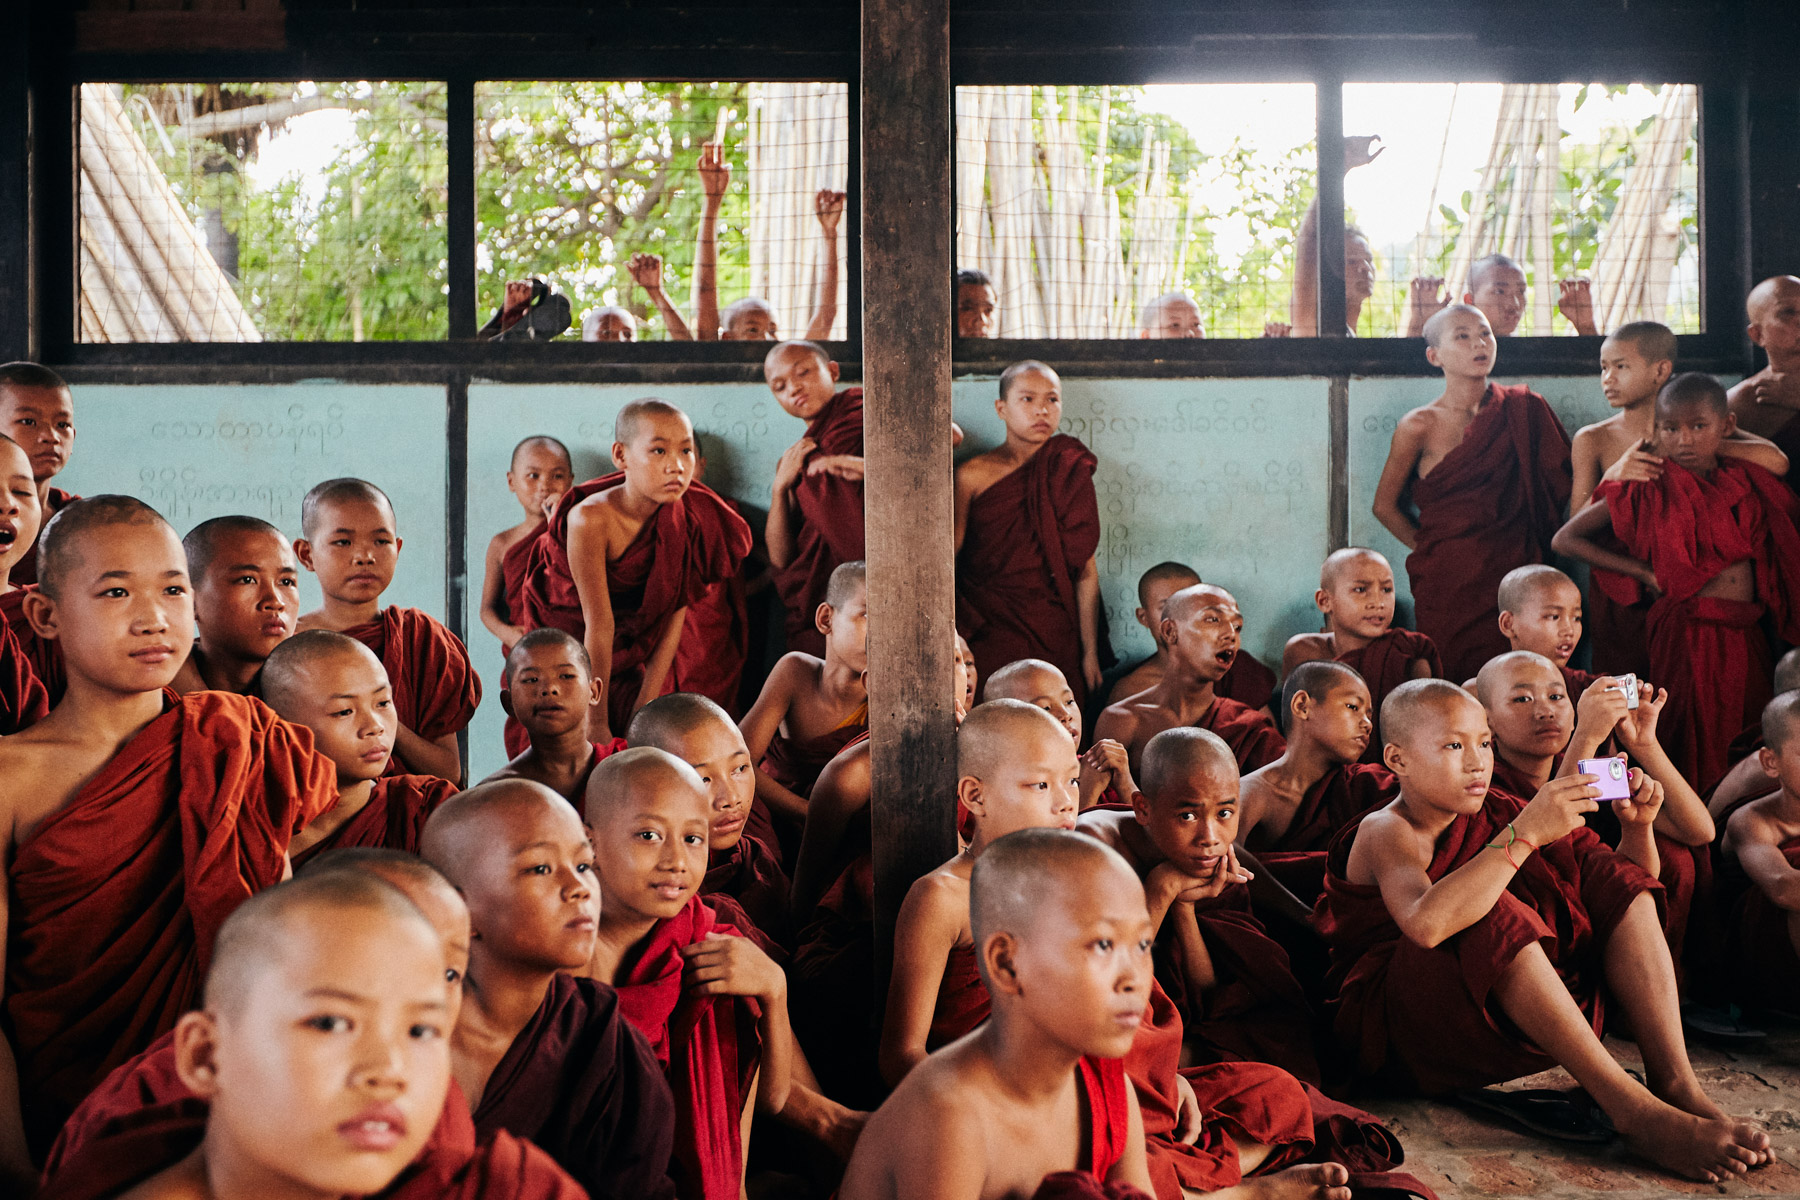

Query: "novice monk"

xmin=1079 ymin=729 xmax=1321 ymax=1086
xmin=518 ymin=400 xmax=752 ymax=744
xmin=1474 ymin=651 xmax=1715 ymax=970
xmin=845 ymin=828 xmax=1162 ymax=1200
xmin=880 ymin=700 xmax=1081 ymax=1084
xmin=1484 ymin=564 xmax=1604 ymax=694
xmin=1727 ymin=275 xmax=1800 ymax=500
xmin=37 ymin=872 xmax=587 ymax=1200
xmin=1710 ymin=651 xmax=1800 ymax=822
xmin=0 ymin=361 xmax=77 ymax=587
xmin=262 ymin=630 xmax=457 ymax=868
xmin=1721 ymin=691 xmax=1800 ymax=1010
xmin=0 ymin=496 xmax=338 ymax=1163
xmin=1103 ymin=562 xmax=1276 ymax=721
xmin=1282 ymin=547 xmax=1438 ymax=762
xmin=956 ymin=360 xmax=1106 ymax=703
xmin=1139 ymin=292 xmax=1204 ymax=339
xmin=296 ymin=477 xmax=480 ymax=783
xmin=480 ymin=435 xmax=575 ymax=653
xmin=956 ymin=268 xmax=998 ymax=338
xmin=1373 ymin=304 xmax=1572 ymax=680
xmin=1238 ymin=662 xmax=1396 ymax=909
xmin=740 ymin=559 xmax=869 ymax=853
xmin=983 ymin=657 xmax=1137 ymax=810
xmin=422 ymin=779 xmax=680 ymax=1200
xmin=485 ymin=627 xmax=627 ymax=802
xmin=1554 ymin=372 xmax=1800 ymax=793
xmin=581 ymin=748 xmax=794 ymax=1200
xmin=1317 ymin=678 xmax=1771 ymax=1182
xmin=0 ymin=434 xmax=46 ymax=732
xmin=1095 ymin=584 xmax=1286 ymax=776
xmin=169 ymin=515 xmax=298 ymax=696
xmin=765 ymin=340 xmax=864 ymax=658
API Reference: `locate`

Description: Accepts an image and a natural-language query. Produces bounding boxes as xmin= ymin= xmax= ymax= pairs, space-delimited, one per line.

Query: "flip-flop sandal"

xmin=1683 ymin=1001 xmax=1769 ymax=1041
xmin=1454 ymin=1087 xmax=1617 ymax=1143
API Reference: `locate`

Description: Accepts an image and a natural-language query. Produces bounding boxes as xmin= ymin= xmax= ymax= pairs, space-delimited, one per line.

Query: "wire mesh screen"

xmin=955 ymin=84 xmax=1317 ymax=339
xmin=78 ymin=82 xmax=449 ymax=343
xmin=1340 ymin=82 xmax=1700 ymax=337
xmin=475 ymin=81 xmax=850 ymax=342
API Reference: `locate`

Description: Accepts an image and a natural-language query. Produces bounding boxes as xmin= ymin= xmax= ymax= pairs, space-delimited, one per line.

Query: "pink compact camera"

xmin=1577 ymin=757 xmax=1632 ymax=802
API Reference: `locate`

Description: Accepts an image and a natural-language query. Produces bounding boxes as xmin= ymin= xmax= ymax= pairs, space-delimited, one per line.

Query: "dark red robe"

xmin=1244 ymin=763 xmax=1399 ymax=905
xmin=1405 ymin=384 xmax=1572 ymax=681
xmin=1770 ymin=409 xmax=1800 ymax=502
xmin=1723 ymin=836 xmax=1800 ymax=1009
xmin=612 ymin=895 xmax=761 ymax=1200
xmin=702 ymin=833 xmax=792 ymax=948
xmin=751 ymin=702 xmax=870 ymax=857
xmin=289 ymin=773 xmax=457 ymax=870
xmin=519 ymin=474 xmax=752 ymax=735
xmin=1593 ymin=459 xmax=1800 ymax=793
xmin=8 ymin=486 xmax=75 ymax=587
xmin=1196 ymin=695 xmax=1287 ymax=774
xmin=927 ymin=941 xmax=990 ymax=1049
xmin=342 ymin=606 xmax=482 ymax=777
xmin=958 ymin=434 xmax=1103 ymax=706
xmin=789 ymin=852 xmax=881 ymax=1108
xmin=499 ymin=521 xmax=545 ymax=653
xmin=473 ymin=971 xmax=679 ymax=1200
xmin=772 ymin=388 xmax=865 ymax=658
xmin=1315 ymin=786 xmax=1661 ymax=1095
xmin=1215 ymin=649 xmax=1278 ymax=713
xmin=674 ymin=578 xmax=748 ymax=716
xmin=0 ymin=584 xmax=64 ymax=702
xmin=1336 ymin=629 xmax=1441 ymax=765
xmin=7 ymin=690 xmax=337 ymax=1153
xmin=0 ymin=610 xmax=48 ymax=734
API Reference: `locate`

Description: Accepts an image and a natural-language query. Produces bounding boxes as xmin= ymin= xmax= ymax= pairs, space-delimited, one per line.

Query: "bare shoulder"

xmin=1282 ymin=632 xmax=1331 ymax=673
xmin=845 ymin=1050 xmax=987 ymax=1197
xmin=1725 ymin=795 xmax=1784 ymax=848
xmin=813 ymin=743 xmax=873 ymax=812
xmin=1094 ymin=697 xmax=1145 ymax=742
xmin=1395 ymin=404 xmax=1441 ymax=437
xmin=1076 ymin=807 xmax=1130 ymax=848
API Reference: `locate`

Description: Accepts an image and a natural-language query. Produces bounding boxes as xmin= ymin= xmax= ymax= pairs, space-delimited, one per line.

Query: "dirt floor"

xmin=1361 ymin=1022 xmax=1800 ymax=1197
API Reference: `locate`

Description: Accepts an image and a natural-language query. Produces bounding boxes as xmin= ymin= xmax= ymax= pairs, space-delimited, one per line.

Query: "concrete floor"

xmin=1361 ymin=1023 xmax=1800 ymax=1197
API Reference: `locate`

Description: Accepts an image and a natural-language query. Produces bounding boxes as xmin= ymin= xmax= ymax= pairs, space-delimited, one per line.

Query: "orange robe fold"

xmin=1246 ymin=763 xmax=1399 ymax=906
xmin=772 ymin=388 xmax=865 ymax=658
xmin=1315 ymin=786 xmax=1661 ymax=1095
xmin=613 ymin=895 xmax=761 ymax=1200
xmin=520 ymin=474 xmax=752 ymax=735
xmin=0 ymin=612 xmax=49 ymax=734
xmin=958 ymin=434 xmax=1104 ymax=706
xmin=289 ymin=773 xmax=458 ymax=870
xmin=1593 ymin=459 xmax=1800 ymax=793
xmin=342 ymin=606 xmax=482 ymax=776
xmin=7 ymin=691 xmax=337 ymax=1152
xmin=9 ymin=487 xmax=75 ymax=588
xmin=1405 ymin=384 xmax=1572 ymax=681
xmin=1336 ymin=630 xmax=1441 ymax=765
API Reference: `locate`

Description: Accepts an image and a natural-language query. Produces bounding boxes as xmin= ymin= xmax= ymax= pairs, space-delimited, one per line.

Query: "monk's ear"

xmin=814 ymin=602 xmax=834 ymax=637
xmin=586 ymin=677 xmax=602 ymax=708
xmin=982 ymin=931 xmax=1023 ymax=997
xmin=21 ymin=589 xmax=58 ymax=641
xmin=1652 ymin=360 xmax=1674 ymax=388
xmin=293 ymin=537 xmax=315 ymax=571
xmin=1382 ymin=740 xmax=1406 ymax=777
xmin=610 ymin=441 xmax=628 ymax=471
xmin=827 ymin=360 xmax=840 ymax=382
xmin=1133 ymin=605 xmax=1150 ymax=631
xmin=172 ymin=1010 xmax=223 ymax=1099
xmin=1129 ymin=788 xmax=1153 ymax=825
xmin=1290 ymin=689 xmax=1313 ymax=724
xmin=1159 ymin=615 xmax=1179 ymax=647
xmin=1748 ymin=321 xmax=1766 ymax=348
xmin=1424 ymin=345 xmax=1442 ymax=369
xmin=957 ymin=774 xmax=985 ymax=819
xmin=1759 ymin=746 xmax=1781 ymax=780
xmin=1721 ymin=411 xmax=1738 ymax=438
xmin=1496 ymin=610 xmax=1516 ymax=641
xmin=1313 ymin=587 xmax=1330 ymax=613
xmin=499 ymin=687 xmax=515 ymax=719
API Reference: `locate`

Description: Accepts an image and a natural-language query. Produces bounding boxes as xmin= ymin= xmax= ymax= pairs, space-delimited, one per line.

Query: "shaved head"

xmin=1320 ymin=547 xmax=1389 ymax=589
xmin=1775 ymin=648 xmax=1800 ymax=696
xmin=982 ymin=658 xmax=1065 ymax=703
xmin=1657 ymin=371 xmax=1729 ymax=419
xmin=504 ymin=626 xmax=590 ymax=684
xmin=421 ymin=778 xmax=579 ymax=890
xmin=998 ymin=359 xmax=1058 ymax=401
xmin=300 ymin=477 xmax=392 ymax=539
xmin=1496 ymin=564 xmax=1578 ymax=615
xmin=826 ymin=559 xmax=867 ymax=610
xmin=1138 ymin=561 xmax=1200 ymax=609
xmin=764 ymin=339 xmax=831 ymax=374
xmin=1139 ymin=727 xmax=1236 ymax=799
xmin=970 ymin=828 xmax=1136 ymax=954
xmin=1473 ymin=649 xmax=1560 ymax=708
xmin=958 ymin=699 xmax=1069 ymax=780
xmin=614 ymin=398 xmax=690 ymax=445
xmin=1606 ymin=321 xmax=1677 ymax=366
xmin=1162 ymin=582 xmax=1237 ymax=625
xmin=37 ymin=494 xmax=174 ymax=599
xmin=1280 ymin=659 xmax=1365 ymax=733
xmin=1381 ymin=677 xmax=1484 ymax=752
xmin=205 ymin=873 xmax=431 ymax=1017
xmin=1468 ymin=253 xmax=1522 ymax=292
xmin=1765 ymin=690 xmax=1800 ymax=754
xmin=296 ymin=846 xmax=455 ymax=895
xmin=626 ymin=691 xmax=735 ymax=749
xmin=582 ymin=745 xmax=708 ymax=828
xmin=183 ymin=515 xmax=288 ymax=580
xmin=1423 ymin=303 xmax=1488 ymax=349
xmin=261 ymin=629 xmax=384 ymax=715
xmin=1747 ymin=275 xmax=1800 ymax=322
xmin=510 ymin=435 xmax=571 ymax=471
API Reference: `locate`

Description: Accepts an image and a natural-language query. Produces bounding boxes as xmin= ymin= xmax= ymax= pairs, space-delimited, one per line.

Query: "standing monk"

xmin=0 ymin=496 xmax=336 ymax=1166
xmin=1727 ymin=276 xmax=1800 ymax=500
xmin=479 ymin=435 xmax=574 ymax=654
xmin=0 ymin=361 xmax=77 ymax=587
xmin=1372 ymin=304 xmax=1572 ymax=679
xmin=956 ymin=361 xmax=1106 ymax=706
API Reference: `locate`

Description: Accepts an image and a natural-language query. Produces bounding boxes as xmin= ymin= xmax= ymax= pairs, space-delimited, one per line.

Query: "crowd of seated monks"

xmin=1 ymin=273 xmax=1800 ymax=1200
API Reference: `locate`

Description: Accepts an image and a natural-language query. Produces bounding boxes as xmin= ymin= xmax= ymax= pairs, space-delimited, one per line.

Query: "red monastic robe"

xmin=9 ymin=487 xmax=75 ymax=587
xmin=958 ymin=435 xmax=1103 ymax=706
xmin=341 ymin=606 xmax=482 ymax=777
xmin=7 ymin=691 xmax=337 ymax=1152
xmin=1336 ymin=629 xmax=1441 ymax=765
xmin=1406 ymin=384 xmax=1572 ymax=681
xmin=1215 ymin=650 xmax=1277 ymax=712
xmin=1315 ymin=786 xmax=1661 ymax=1095
xmin=750 ymin=701 xmax=869 ymax=857
xmin=289 ymin=773 xmax=457 ymax=870
xmin=1196 ymin=695 xmax=1287 ymax=775
xmin=472 ymin=972 xmax=680 ymax=1200
xmin=499 ymin=522 xmax=544 ymax=654
xmin=674 ymin=577 xmax=749 ymax=716
xmin=1245 ymin=763 xmax=1399 ymax=906
xmin=612 ymin=895 xmax=761 ymax=1200
xmin=519 ymin=474 xmax=752 ymax=734
xmin=1593 ymin=459 xmax=1800 ymax=793
xmin=927 ymin=940 xmax=990 ymax=1050
xmin=702 ymin=833 xmax=792 ymax=948
xmin=1 ymin=584 xmax=64 ymax=702
xmin=0 ymin=611 xmax=48 ymax=734
xmin=772 ymin=388 xmax=865 ymax=658
xmin=789 ymin=853 xmax=881 ymax=1108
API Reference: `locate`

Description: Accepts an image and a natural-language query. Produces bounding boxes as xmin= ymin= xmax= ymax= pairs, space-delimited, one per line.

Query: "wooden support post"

xmin=861 ymin=0 xmax=957 ymax=972
xmin=1314 ymin=76 xmax=1347 ymax=339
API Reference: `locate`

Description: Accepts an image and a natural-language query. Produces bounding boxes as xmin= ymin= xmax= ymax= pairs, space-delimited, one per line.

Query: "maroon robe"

xmin=1592 ymin=459 xmax=1800 ymax=793
xmin=958 ymin=434 xmax=1103 ymax=706
xmin=928 ymin=940 xmax=990 ymax=1049
xmin=1336 ymin=629 xmax=1441 ymax=764
xmin=1245 ymin=763 xmax=1399 ymax=905
xmin=1197 ymin=695 xmax=1287 ymax=774
xmin=1 ymin=584 xmax=64 ymax=702
xmin=1405 ymin=384 xmax=1572 ymax=681
xmin=342 ymin=606 xmax=482 ymax=777
xmin=1315 ymin=785 xmax=1661 ymax=1095
xmin=519 ymin=473 xmax=752 ymax=735
xmin=772 ymin=388 xmax=865 ymax=658
xmin=473 ymin=971 xmax=679 ymax=1200
xmin=289 ymin=773 xmax=457 ymax=870
xmin=1215 ymin=649 xmax=1277 ymax=712
xmin=790 ymin=852 xmax=880 ymax=1107
xmin=673 ymin=577 xmax=748 ymax=716
xmin=1725 ymin=836 xmax=1800 ymax=1008
xmin=702 ymin=832 xmax=792 ymax=948
xmin=9 ymin=486 xmax=75 ymax=587
xmin=7 ymin=691 xmax=337 ymax=1153
xmin=0 ymin=609 xmax=48 ymax=734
